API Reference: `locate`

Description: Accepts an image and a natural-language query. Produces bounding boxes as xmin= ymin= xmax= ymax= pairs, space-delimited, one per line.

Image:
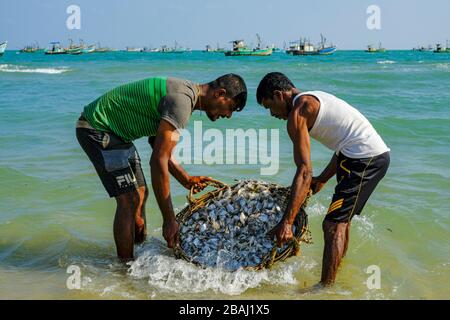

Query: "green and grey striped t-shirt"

xmin=82 ymin=77 xmax=198 ymax=142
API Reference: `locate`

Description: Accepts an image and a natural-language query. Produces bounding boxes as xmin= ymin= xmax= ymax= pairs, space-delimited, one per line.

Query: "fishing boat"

xmin=141 ymin=47 xmax=158 ymax=52
xmin=270 ymin=45 xmax=282 ymax=53
xmin=126 ymin=47 xmax=143 ymax=52
xmin=433 ymin=41 xmax=450 ymax=53
xmin=20 ymin=42 xmax=44 ymax=53
xmin=366 ymin=42 xmax=386 ymax=53
xmin=82 ymin=44 xmax=96 ymax=54
xmin=45 ymin=42 xmax=67 ymax=55
xmin=286 ymin=38 xmax=316 ymax=55
xmin=366 ymin=44 xmax=377 ymax=53
xmin=66 ymin=39 xmax=83 ymax=55
xmin=216 ymin=43 xmax=225 ymax=53
xmin=0 ymin=41 xmax=7 ymax=56
xmin=94 ymin=43 xmax=111 ymax=53
xmin=205 ymin=43 xmax=225 ymax=53
xmin=286 ymin=34 xmax=336 ymax=56
xmin=204 ymin=45 xmax=215 ymax=52
xmin=161 ymin=41 xmax=187 ymax=53
xmin=160 ymin=45 xmax=172 ymax=53
xmin=413 ymin=45 xmax=433 ymax=52
xmin=316 ymin=34 xmax=337 ymax=55
xmin=224 ymin=35 xmax=272 ymax=56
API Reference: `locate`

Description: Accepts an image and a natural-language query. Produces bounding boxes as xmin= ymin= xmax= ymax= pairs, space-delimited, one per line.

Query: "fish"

xmin=178 ymin=180 xmax=298 ymax=270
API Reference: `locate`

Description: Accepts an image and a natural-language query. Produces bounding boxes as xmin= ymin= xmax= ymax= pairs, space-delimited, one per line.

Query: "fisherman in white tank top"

xmin=257 ymin=72 xmax=390 ymax=287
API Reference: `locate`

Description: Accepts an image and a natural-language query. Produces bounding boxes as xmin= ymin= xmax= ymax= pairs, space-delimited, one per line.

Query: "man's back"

xmin=82 ymin=77 xmax=198 ymax=142
xmin=297 ymin=91 xmax=390 ymax=158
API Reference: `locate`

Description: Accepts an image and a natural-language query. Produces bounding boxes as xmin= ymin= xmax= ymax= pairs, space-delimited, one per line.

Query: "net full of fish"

xmin=177 ymin=180 xmax=303 ymax=271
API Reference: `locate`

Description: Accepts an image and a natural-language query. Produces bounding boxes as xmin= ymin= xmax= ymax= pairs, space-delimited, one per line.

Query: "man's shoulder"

xmin=294 ymin=94 xmax=320 ymax=118
xmin=166 ymin=77 xmax=196 ymax=94
xmin=296 ymin=93 xmax=320 ymax=107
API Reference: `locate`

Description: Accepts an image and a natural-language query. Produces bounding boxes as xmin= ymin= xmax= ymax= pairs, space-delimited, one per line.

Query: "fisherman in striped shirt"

xmin=76 ymin=74 xmax=247 ymax=261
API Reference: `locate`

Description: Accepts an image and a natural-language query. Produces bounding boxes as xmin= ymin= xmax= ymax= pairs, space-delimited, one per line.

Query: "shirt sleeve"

xmin=159 ymin=93 xmax=193 ymax=130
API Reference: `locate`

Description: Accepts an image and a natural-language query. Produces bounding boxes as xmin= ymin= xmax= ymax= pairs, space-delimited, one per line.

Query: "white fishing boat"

xmin=45 ymin=42 xmax=67 ymax=55
xmin=126 ymin=47 xmax=143 ymax=52
xmin=0 ymin=41 xmax=7 ymax=56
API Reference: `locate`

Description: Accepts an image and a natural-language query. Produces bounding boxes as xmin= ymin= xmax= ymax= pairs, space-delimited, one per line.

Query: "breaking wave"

xmin=0 ymin=64 xmax=71 ymax=74
xmin=377 ymin=60 xmax=396 ymax=64
xmin=435 ymin=63 xmax=450 ymax=71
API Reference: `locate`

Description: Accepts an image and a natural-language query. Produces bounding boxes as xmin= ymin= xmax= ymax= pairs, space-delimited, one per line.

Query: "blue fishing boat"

xmin=316 ymin=34 xmax=337 ymax=55
xmin=286 ymin=34 xmax=336 ymax=56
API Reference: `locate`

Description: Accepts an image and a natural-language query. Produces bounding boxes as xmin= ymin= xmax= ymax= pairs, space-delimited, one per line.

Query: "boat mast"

xmin=256 ymin=33 xmax=262 ymax=50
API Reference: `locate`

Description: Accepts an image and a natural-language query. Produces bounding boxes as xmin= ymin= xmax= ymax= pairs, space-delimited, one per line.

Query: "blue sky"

xmin=1 ymin=0 xmax=449 ymax=50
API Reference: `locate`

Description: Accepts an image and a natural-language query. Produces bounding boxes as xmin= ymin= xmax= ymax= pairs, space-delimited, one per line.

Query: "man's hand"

xmin=183 ymin=176 xmax=215 ymax=194
xmin=162 ymin=219 xmax=179 ymax=248
xmin=311 ymin=176 xmax=326 ymax=194
xmin=268 ymin=220 xmax=294 ymax=248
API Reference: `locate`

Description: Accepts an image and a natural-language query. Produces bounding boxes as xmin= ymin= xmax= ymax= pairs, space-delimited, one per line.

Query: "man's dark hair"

xmin=256 ymin=72 xmax=294 ymax=105
xmin=209 ymin=73 xmax=247 ymax=111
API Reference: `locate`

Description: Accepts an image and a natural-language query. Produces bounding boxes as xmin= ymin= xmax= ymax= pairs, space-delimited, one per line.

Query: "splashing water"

xmin=128 ymin=238 xmax=300 ymax=295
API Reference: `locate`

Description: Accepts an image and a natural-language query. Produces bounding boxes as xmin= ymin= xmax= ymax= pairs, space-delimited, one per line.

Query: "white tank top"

xmin=293 ymin=91 xmax=390 ymax=158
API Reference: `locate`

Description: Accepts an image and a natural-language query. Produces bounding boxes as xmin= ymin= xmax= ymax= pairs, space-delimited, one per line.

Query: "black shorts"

xmin=325 ymin=151 xmax=390 ymax=223
xmin=76 ymin=116 xmax=146 ymax=197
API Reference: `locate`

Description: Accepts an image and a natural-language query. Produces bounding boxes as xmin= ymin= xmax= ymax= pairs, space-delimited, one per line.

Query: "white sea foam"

xmin=127 ymin=237 xmax=301 ymax=295
xmin=435 ymin=63 xmax=450 ymax=70
xmin=377 ymin=60 xmax=396 ymax=65
xmin=0 ymin=64 xmax=71 ymax=74
xmin=353 ymin=215 xmax=377 ymax=241
xmin=305 ymin=202 xmax=328 ymax=218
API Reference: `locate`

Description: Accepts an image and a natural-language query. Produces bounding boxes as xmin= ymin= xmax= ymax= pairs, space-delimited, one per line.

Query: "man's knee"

xmin=323 ymin=219 xmax=348 ymax=239
xmin=115 ymin=191 xmax=141 ymax=211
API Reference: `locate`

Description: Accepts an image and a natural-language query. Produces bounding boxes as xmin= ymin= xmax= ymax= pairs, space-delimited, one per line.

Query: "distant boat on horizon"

xmin=433 ymin=41 xmax=450 ymax=53
xmin=20 ymin=42 xmax=44 ymax=53
xmin=286 ymin=34 xmax=336 ymax=56
xmin=160 ymin=41 xmax=188 ymax=53
xmin=45 ymin=42 xmax=67 ymax=55
xmin=0 ymin=41 xmax=7 ymax=56
xmin=366 ymin=42 xmax=386 ymax=53
xmin=204 ymin=43 xmax=225 ymax=53
xmin=224 ymin=35 xmax=273 ymax=56
xmin=65 ymin=39 xmax=84 ymax=55
xmin=126 ymin=46 xmax=144 ymax=52
xmin=143 ymin=47 xmax=161 ymax=53
xmin=94 ymin=42 xmax=112 ymax=53
xmin=412 ymin=45 xmax=433 ymax=52
xmin=204 ymin=44 xmax=216 ymax=52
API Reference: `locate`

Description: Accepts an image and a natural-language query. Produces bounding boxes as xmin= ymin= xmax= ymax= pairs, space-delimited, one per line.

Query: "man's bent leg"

xmin=134 ymin=186 xmax=148 ymax=244
xmin=114 ymin=191 xmax=140 ymax=262
xmin=320 ymin=152 xmax=390 ymax=285
xmin=321 ymin=219 xmax=349 ymax=286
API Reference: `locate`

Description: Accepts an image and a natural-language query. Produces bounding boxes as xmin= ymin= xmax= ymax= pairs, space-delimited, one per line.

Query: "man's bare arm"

xmin=283 ymin=105 xmax=313 ymax=225
xmin=149 ymin=136 xmax=190 ymax=186
xmin=149 ymin=137 xmax=212 ymax=193
xmin=269 ymin=102 xmax=313 ymax=247
xmin=311 ymin=153 xmax=338 ymax=194
xmin=149 ymin=120 xmax=179 ymax=247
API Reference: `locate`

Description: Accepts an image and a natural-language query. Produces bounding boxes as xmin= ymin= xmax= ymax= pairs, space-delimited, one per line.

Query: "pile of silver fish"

xmin=179 ymin=180 xmax=296 ymax=270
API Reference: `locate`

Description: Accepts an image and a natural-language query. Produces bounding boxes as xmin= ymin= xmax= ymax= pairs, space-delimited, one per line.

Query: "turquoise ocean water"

xmin=0 ymin=50 xmax=449 ymax=299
